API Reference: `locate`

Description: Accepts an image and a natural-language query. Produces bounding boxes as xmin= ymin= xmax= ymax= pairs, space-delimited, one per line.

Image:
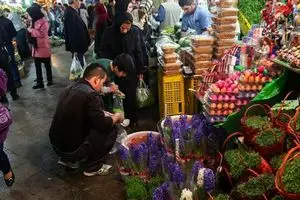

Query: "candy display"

xmin=277 ymin=45 xmax=300 ymax=68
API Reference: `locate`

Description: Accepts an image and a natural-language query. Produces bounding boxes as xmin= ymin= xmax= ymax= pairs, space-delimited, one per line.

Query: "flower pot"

xmin=121 ymin=131 xmax=160 ymax=149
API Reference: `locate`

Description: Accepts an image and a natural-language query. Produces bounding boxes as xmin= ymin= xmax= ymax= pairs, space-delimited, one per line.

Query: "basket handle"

xmin=290 ymin=107 xmax=300 ymax=131
xmin=222 ymin=132 xmax=244 ymax=151
xmin=276 ymin=91 xmax=294 ymax=118
xmin=243 ymin=104 xmax=273 ymax=123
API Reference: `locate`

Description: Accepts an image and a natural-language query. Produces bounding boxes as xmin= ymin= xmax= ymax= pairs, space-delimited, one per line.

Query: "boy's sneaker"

xmin=83 ymin=164 xmax=113 ymax=177
xmin=57 ymin=158 xmax=80 ymax=169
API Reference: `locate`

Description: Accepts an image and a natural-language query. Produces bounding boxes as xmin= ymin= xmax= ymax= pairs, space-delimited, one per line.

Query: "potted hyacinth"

xmin=153 ymin=182 xmax=171 ymax=200
xmin=191 ymin=161 xmax=216 ymax=200
xmin=116 ymin=144 xmax=132 ymax=175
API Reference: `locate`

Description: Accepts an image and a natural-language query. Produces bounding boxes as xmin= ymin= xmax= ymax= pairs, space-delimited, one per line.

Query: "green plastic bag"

xmin=113 ymin=95 xmax=125 ymax=115
xmin=136 ymin=79 xmax=155 ymax=109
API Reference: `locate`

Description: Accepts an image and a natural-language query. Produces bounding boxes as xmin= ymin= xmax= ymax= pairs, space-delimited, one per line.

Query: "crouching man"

xmin=49 ymin=63 xmax=124 ymax=176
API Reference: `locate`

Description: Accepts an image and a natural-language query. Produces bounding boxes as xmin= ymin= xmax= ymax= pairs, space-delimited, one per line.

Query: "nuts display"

xmin=277 ymin=45 xmax=300 ymax=68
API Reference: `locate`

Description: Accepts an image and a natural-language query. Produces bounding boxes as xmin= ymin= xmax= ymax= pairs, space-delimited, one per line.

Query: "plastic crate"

xmin=158 ymin=70 xmax=185 ymax=118
xmin=184 ymin=75 xmax=202 ymax=114
xmin=238 ymin=11 xmax=251 ymax=36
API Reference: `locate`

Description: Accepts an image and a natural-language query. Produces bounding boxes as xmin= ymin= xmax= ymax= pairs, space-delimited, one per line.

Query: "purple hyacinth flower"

xmin=164 ymin=116 xmax=173 ymax=128
xmin=140 ymin=142 xmax=149 ymax=157
xmin=204 ymin=168 xmax=215 ymax=192
xmin=129 ymin=144 xmax=142 ymax=164
xmin=117 ymin=145 xmax=129 ymax=160
xmin=149 ymin=155 xmax=160 ymax=175
xmin=153 ymin=182 xmax=170 ymax=200
xmin=172 ymin=121 xmax=184 ymax=151
xmin=191 ymin=161 xmax=204 ymax=179
xmin=194 ymin=126 xmax=204 ymax=144
xmin=170 ymin=163 xmax=185 ymax=185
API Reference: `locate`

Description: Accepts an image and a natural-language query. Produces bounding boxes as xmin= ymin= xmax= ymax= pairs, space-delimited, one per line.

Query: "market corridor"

xmin=0 ymin=46 xmax=159 ymax=200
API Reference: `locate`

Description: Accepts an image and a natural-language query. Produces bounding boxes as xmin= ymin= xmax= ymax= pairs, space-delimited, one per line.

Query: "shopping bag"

xmin=69 ymin=56 xmax=83 ymax=80
xmin=136 ymin=79 xmax=155 ymax=108
xmin=113 ymin=95 xmax=125 ymax=115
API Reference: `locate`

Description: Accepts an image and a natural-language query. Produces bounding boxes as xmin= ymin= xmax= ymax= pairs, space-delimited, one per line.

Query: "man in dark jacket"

xmin=0 ymin=11 xmax=19 ymax=101
xmin=49 ymin=63 xmax=124 ymax=176
xmin=99 ymin=12 xmax=143 ymax=130
xmin=64 ymin=0 xmax=91 ymax=67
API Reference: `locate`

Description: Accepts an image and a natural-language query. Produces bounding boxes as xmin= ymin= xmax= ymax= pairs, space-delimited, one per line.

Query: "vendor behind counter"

xmin=179 ymin=0 xmax=211 ymax=37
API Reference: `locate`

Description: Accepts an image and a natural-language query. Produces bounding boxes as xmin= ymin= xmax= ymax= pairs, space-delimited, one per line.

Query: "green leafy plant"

xmin=270 ymin=154 xmax=285 ymax=170
xmin=255 ymin=128 xmax=283 ymax=147
xmin=282 ymin=158 xmax=300 ymax=193
xmin=236 ymin=174 xmax=275 ymax=199
xmin=147 ymin=176 xmax=164 ymax=198
xmin=245 ymin=116 xmax=271 ymax=130
xmin=224 ymin=149 xmax=261 ymax=179
xmin=272 ymin=195 xmax=285 ymax=200
xmin=215 ymin=194 xmax=230 ymax=200
xmin=125 ymin=177 xmax=148 ymax=200
xmin=239 ymin=0 xmax=265 ymax=25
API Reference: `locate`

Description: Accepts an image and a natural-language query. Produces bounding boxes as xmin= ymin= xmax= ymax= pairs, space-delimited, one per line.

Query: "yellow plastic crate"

xmin=184 ymin=75 xmax=201 ymax=114
xmin=238 ymin=11 xmax=251 ymax=36
xmin=158 ymin=71 xmax=185 ymax=117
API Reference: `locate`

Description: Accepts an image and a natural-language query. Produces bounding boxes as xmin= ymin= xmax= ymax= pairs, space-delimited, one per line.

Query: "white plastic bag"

xmin=69 ymin=56 xmax=83 ymax=80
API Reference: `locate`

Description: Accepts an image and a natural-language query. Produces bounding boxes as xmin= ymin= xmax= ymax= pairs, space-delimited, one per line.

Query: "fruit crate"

xmin=184 ymin=75 xmax=202 ymax=114
xmin=158 ymin=69 xmax=185 ymax=118
xmin=238 ymin=11 xmax=251 ymax=36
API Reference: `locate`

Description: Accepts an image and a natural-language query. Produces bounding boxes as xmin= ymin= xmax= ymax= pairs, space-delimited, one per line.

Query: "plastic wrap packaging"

xmin=194 ymin=68 xmax=209 ymax=75
xmin=155 ymin=35 xmax=179 ymax=55
xmin=191 ymin=35 xmax=215 ymax=46
xmin=162 ymin=45 xmax=177 ymax=54
xmin=190 ymin=53 xmax=213 ymax=62
xmin=212 ymin=16 xmax=237 ymax=25
xmin=215 ymin=31 xmax=236 ymax=40
xmin=216 ymin=0 xmax=237 ymax=8
xmin=216 ymin=8 xmax=238 ymax=17
xmin=212 ymin=24 xmax=236 ymax=32
xmin=216 ymin=39 xmax=235 ymax=46
xmin=191 ymin=61 xmax=213 ymax=69
xmin=192 ymin=46 xmax=214 ymax=54
xmin=163 ymin=53 xmax=178 ymax=63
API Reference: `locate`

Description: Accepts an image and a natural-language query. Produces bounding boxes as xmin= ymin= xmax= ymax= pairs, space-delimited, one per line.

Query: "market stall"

xmin=115 ymin=0 xmax=300 ymax=199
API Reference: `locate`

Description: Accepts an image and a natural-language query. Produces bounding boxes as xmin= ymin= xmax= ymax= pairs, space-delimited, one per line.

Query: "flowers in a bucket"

xmin=179 ymin=188 xmax=193 ymax=200
xmin=129 ymin=142 xmax=148 ymax=173
xmin=196 ymin=167 xmax=215 ymax=192
xmin=116 ymin=144 xmax=131 ymax=174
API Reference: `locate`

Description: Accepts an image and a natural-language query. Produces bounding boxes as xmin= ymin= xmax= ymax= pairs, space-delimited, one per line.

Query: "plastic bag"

xmin=109 ymin=124 xmax=127 ymax=154
xmin=113 ymin=95 xmax=125 ymax=115
xmin=136 ymin=79 xmax=155 ymax=108
xmin=69 ymin=56 xmax=83 ymax=80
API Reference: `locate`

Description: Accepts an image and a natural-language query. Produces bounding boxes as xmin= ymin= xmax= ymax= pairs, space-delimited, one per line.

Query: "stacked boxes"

xmin=186 ymin=36 xmax=215 ymax=75
xmin=212 ymin=0 xmax=238 ymax=58
xmin=161 ymin=45 xmax=181 ymax=75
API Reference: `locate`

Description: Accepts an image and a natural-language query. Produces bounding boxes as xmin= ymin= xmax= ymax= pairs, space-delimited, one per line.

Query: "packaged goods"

xmin=212 ymin=17 xmax=237 ymax=25
xmin=163 ymin=53 xmax=177 ymax=63
xmin=161 ymin=45 xmax=177 ymax=54
xmin=194 ymin=68 xmax=209 ymax=75
xmin=191 ymin=53 xmax=213 ymax=62
xmin=217 ymin=8 xmax=238 ymax=17
xmin=216 ymin=39 xmax=235 ymax=46
xmin=216 ymin=0 xmax=237 ymax=8
xmin=212 ymin=24 xmax=237 ymax=32
xmin=191 ymin=35 xmax=215 ymax=46
xmin=215 ymin=32 xmax=236 ymax=40
xmin=191 ymin=61 xmax=212 ymax=69
xmin=192 ymin=46 xmax=214 ymax=54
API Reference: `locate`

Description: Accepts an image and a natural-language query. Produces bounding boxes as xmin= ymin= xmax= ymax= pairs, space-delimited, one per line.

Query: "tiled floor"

xmin=0 ymin=46 xmax=159 ymax=200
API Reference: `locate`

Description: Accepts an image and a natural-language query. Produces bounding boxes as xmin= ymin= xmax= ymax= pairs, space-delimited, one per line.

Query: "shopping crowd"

xmin=0 ymin=0 xmax=212 ymax=185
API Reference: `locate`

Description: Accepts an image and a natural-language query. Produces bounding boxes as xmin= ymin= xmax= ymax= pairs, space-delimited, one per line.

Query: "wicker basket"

xmin=275 ymin=145 xmax=300 ymax=200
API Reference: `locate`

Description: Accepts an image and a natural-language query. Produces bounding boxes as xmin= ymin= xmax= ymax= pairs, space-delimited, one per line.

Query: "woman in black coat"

xmin=64 ymin=1 xmax=90 ymax=67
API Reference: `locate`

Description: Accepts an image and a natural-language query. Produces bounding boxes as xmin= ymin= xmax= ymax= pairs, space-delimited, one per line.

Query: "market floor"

xmin=0 ymin=46 xmax=159 ymax=200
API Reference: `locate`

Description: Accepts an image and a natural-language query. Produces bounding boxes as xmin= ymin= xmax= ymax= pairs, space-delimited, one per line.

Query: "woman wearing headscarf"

xmin=0 ymin=68 xmax=14 ymax=187
xmin=27 ymin=6 xmax=53 ymax=89
xmin=99 ymin=12 xmax=144 ymax=130
xmin=132 ymin=9 xmax=149 ymax=73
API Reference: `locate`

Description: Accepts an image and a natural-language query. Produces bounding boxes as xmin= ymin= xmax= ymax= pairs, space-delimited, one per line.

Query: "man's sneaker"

xmin=83 ymin=164 xmax=113 ymax=177
xmin=57 ymin=159 xmax=80 ymax=169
